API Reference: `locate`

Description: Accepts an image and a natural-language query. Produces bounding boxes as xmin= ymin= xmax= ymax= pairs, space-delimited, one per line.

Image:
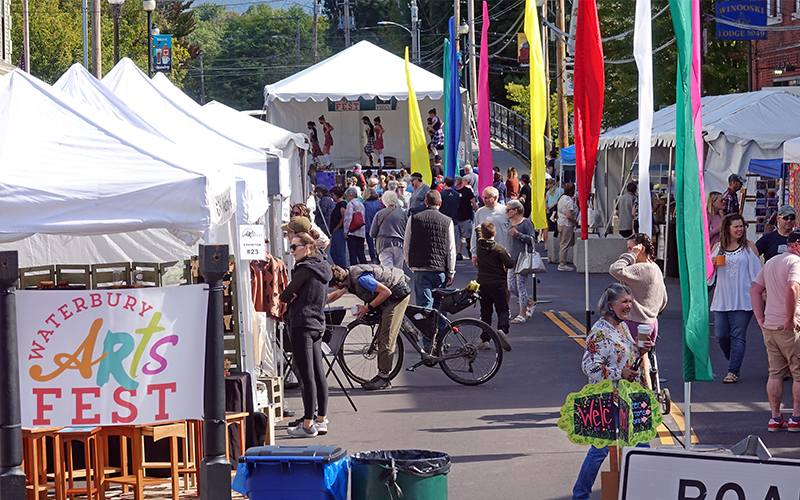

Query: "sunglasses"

xmin=506 ymin=208 xmax=516 ymax=213
xmin=290 ymin=243 xmax=307 ymax=251
xmin=783 ymin=215 xmax=797 ymax=221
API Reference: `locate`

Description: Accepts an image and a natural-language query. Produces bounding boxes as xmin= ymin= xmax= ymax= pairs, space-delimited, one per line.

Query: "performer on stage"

xmin=319 ymin=115 xmax=334 ymax=167
xmin=363 ymin=116 xmax=376 ymax=167
xmin=374 ymin=117 xmax=385 ymax=168
xmin=307 ymin=121 xmax=323 ymax=166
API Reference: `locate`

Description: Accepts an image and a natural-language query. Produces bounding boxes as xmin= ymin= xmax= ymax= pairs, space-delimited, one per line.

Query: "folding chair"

xmin=322 ymin=324 xmax=358 ymax=412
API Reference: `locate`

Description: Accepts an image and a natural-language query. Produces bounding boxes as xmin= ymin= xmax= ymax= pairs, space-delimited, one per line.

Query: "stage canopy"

xmin=263 ymin=41 xmax=470 ymax=168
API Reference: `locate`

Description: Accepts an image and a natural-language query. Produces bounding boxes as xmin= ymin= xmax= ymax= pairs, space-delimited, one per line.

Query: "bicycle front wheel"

xmin=438 ymin=318 xmax=503 ymax=385
xmin=338 ymin=321 xmax=404 ymax=384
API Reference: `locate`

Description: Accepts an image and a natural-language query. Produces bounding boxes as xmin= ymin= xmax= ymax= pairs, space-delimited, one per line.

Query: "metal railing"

xmin=489 ymin=102 xmax=531 ymax=162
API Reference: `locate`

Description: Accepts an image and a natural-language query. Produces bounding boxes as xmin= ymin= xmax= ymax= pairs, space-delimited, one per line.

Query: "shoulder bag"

xmin=515 ymin=242 xmax=547 ymax=275
xmin=349 ymin=210 xmax=365 ymax=232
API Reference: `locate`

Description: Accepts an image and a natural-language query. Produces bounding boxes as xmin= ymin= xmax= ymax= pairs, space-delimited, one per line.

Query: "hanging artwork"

xmin=617 ymin=380 xmax=663 ymax=447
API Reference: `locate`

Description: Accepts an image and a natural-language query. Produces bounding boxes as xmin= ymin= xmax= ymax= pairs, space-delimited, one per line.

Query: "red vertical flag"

xmin=573 ymin=0 xmax=604 ymax=240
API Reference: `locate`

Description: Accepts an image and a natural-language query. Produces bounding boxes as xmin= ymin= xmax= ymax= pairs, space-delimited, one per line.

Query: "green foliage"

xmin=11 ymin=0 xmax=195 ymax=83
xmin=182 ymin=3 xmax=327 ymax=110
xmin=504 ymin=81 xmax=573 ymax=149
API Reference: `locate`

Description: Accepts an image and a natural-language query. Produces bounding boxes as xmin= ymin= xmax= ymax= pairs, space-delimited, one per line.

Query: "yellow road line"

xmin=668 ymin=403 xmax=700 ymax=444
xmin=559 ymin=311 xmax=587 ymax=334
xmin=544 ymin=311 xmax=585 ymax=347
xmin=657 ymin=422 xmax=674 ymax=445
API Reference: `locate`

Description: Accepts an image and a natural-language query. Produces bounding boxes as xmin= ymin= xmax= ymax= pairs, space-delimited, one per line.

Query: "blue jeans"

xmin=331 ymin=229 xmax=347 ymax=268
xmin=366 ymin=235 xmax=378 ymax=262
xmin=714 ymin=310 xmax=752 ymax=376
xmin=572 ymin=442 xmax=650 ymax=500
xmin=413 ymin=271 xmax=445 ymax=309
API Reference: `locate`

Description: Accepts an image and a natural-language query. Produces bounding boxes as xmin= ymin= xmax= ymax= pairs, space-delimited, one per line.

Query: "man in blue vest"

xmin=403 ymin=190 xmax=456 ymax=312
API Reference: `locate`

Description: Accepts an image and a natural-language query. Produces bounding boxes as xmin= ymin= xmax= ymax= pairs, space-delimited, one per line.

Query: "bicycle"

xmin=337 ymin=288 xmax=505 ymax=386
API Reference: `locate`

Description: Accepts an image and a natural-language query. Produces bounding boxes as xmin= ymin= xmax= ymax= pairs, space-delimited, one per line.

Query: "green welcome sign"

xmin=558 ymin=380 xmax=662 ymax=447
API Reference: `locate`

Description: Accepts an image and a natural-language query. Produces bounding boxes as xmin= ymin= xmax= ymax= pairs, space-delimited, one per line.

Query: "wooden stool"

xmin=56 ymin=427 xmax=104 ymax=500
xmin=22 ymin=427 xmax=63 ymax=500
xmin=225 ymin=412 xmax=248 ymax=465
xmin=102 ymin=421 xmax=192 ymax=500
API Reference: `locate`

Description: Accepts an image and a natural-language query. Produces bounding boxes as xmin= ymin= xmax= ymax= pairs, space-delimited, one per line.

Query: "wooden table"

xmin=22 ymin=426 xmax=63 ymax=500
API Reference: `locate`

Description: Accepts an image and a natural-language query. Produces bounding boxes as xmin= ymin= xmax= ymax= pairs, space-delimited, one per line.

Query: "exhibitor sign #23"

xmin=17 ymin=286 xmax=208 ymax=427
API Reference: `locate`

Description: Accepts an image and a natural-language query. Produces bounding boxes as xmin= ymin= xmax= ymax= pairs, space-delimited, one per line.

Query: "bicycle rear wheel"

xmin=438 ymin=318 xmax=503 ymax=385
xmin=338 ymin=321 xmax=404 ymax=384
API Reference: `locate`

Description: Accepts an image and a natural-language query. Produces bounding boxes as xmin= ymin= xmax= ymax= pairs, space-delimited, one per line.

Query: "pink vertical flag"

xmin=477 ymin=1 xmax=492 ymax=193
xmin=573 ymin=0 xmax=604 ymax=240
xmin=691 ymin=0 xmax=712 ymax=278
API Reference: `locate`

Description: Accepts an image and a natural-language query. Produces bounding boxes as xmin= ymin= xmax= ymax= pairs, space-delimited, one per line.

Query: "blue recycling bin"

xmin=232 ymin=445 xmax=349 ymax=500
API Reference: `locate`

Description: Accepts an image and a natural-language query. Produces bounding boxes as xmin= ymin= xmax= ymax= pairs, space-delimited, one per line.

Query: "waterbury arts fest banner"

xmin=17 ymin=286 xmax=208 ymax=427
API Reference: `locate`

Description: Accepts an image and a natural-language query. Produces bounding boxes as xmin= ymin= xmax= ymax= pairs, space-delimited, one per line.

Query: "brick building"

xmin=0 ymin=0 xmax=13 ymax=75
xmin=753 ymin=0 xmax=800 ymax=89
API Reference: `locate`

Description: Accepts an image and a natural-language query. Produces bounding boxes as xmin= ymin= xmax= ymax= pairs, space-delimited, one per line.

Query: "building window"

xmin=768 ymin=0 xmax=782 ymax=24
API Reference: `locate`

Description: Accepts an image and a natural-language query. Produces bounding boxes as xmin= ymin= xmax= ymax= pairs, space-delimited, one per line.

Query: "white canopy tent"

xmin=783 ymin=136 xmax=800 ymax=164
xmin=0 ymin=69 xmax=233 ymax=245
xmin=594 ymin=90 xmax=800 ymax=229
xmin=103 ymin=58 xmax=275 ymax=219
xmin=150 ymin=73 xmax=307 ymax=203
xmin=264 ymin=41 xmax=471 ymax=168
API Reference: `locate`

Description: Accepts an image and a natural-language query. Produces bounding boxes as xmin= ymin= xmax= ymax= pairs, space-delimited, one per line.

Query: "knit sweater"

xmin=608 ymin=252 xmax=668 ymax=324
xmin=370 ymin=206 xmax=408 ymax=250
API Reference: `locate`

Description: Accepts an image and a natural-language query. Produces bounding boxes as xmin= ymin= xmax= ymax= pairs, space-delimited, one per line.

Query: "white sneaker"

xmin=558 ymin=265 xmax=575 ymax=272
xmin=476 ymin=341 xmax=491 ymax=350
xmin=313 ymin=418 xmax=329 ymax=435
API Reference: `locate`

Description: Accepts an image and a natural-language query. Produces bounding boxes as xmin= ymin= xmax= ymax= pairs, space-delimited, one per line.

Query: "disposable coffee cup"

xmin=637 ymin=324 xmax=650 ymax=348
xmin=716 ymin=255 xmax=726 ymax=266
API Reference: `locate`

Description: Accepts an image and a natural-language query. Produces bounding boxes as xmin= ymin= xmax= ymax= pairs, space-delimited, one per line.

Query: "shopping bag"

xmin=515 ymin=243 xmax=547 ymax=275
xmin=348 ymin=211 xmax=365 ymax=232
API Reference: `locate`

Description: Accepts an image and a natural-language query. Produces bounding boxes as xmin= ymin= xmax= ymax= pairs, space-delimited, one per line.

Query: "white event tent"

xmin=103 ymin=58 xmax=276 ymax=219
xmin=150 ymin=72 xmax=308 ymax=202
xmin=594 ymin=90 xmax=800 ymax=227
xmin=0 ymin=69 xmax=233 ymax=247
xmin=264 ymin=40 xmax=470 ymax=168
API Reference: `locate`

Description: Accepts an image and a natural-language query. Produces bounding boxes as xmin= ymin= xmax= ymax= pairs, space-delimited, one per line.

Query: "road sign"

xmin=620 ymin=448 xmax=800 ymax=500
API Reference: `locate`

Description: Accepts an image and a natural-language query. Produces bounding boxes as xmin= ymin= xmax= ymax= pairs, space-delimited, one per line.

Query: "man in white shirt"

xmin=471 ymin=186 xmax=509 ymax=268
xmin=462 ymin=164 xmax=480 ymax=198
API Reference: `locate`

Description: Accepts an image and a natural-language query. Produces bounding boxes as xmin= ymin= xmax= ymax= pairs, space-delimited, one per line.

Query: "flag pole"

xmin=584 ymin=239 xmax=590 ymax=331
xmin=684 ymin=381 xmax=691 ymax=450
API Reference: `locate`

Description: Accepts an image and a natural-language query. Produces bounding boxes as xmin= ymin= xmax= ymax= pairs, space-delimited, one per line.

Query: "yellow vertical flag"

xmin=524 ymin=0 xmax=547 ymax=229
xmin=405 ymin=47 xmax=432 ymax=185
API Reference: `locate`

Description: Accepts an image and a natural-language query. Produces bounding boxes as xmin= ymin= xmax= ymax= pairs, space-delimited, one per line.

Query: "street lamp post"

xmin=142 ymin=0 xmax=155 ymax=77
xmin=109 ymin=0 xmax=125 ymax=64
xmin=377 ymin=20 xmax=419 ymax=66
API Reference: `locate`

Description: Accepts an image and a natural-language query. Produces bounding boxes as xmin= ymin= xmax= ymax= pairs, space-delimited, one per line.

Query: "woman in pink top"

xmin=707 ymin=191 xmax=724 ymax=249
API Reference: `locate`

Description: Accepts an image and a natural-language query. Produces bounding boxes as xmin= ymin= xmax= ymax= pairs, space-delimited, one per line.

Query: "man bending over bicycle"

xmin=329 ymin=264 xmax=411 ymax=390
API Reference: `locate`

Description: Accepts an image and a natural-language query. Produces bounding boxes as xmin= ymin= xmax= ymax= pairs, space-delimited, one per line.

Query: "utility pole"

xmin=313 ymin=0 xmax=318 ymax=63
xmin=82 ymin=0 xmax=88 ymax=68
xmin=199 ymin=52 xmax=206 ymax=105
xmin=296 ymin=17 xmax=301 ymax=57
xmin=555 ymin=0 xmax=569 ymax=149
xmin=411 ymin=0 xmax=419 ymax=65
xmin=454 ymin=0 xmax=460 ymax=51
xmin=22 ymin=0 xmax=30 ymax=71
xmin=343 ymin=0 xmax=351 ymax=48
xmin=91 ymin=0 xmax=101 ymax=77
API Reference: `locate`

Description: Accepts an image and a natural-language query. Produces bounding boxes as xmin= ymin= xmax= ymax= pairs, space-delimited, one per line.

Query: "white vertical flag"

xmin=634 ymin=0 xmax=653 ymax=237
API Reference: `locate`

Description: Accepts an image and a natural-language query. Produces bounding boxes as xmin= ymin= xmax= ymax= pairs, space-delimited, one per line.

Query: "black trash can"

xmin=350 ymin=450 xmax=450 ymax=500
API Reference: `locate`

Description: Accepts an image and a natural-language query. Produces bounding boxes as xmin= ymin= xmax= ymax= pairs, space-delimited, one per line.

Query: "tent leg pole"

xmin=684 ymin=381 xmax=691 ymax=451
xmin=664 ymin=147 xmax=674 ymax=277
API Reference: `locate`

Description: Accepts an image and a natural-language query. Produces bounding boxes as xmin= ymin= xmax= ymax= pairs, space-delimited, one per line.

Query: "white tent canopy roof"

xmin=783 ymin=136 xmax=800 ymax=163
xmin=0 ymin=70 xmax=222 ymax=239
xmin=202 ymin=99 xmax=308 ymax=151
xmin=598 ymin=90 xmax=800 ymax=151
xmin=264 ymin=40 xmax=448 ymax=103
xmin=103 ymin=58 xmax=273 ymax=221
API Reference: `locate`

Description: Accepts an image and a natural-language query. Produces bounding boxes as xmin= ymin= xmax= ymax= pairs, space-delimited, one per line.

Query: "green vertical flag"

xmin=670 ymin=0 xmax=713 ymax=382
xmin=443 ymin=38 xmax=452 ymax=174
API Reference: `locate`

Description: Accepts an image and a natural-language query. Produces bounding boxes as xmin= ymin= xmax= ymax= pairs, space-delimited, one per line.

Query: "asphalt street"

xmin=272 ymin=145 xmax=800 ymax=499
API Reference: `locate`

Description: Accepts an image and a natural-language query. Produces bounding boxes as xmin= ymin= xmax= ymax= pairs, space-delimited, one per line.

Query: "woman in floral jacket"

xmin=572 ymin=283 xmax=651 ymax=500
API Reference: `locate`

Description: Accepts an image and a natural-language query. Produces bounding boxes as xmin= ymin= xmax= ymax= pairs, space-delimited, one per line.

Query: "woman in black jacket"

xmin=280 ymin=232 xmax=333 ymax=437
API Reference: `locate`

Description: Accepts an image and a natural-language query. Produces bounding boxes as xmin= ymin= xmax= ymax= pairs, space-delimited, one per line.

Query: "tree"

xmin=181 ymin=4 xmax=327 ymax=110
